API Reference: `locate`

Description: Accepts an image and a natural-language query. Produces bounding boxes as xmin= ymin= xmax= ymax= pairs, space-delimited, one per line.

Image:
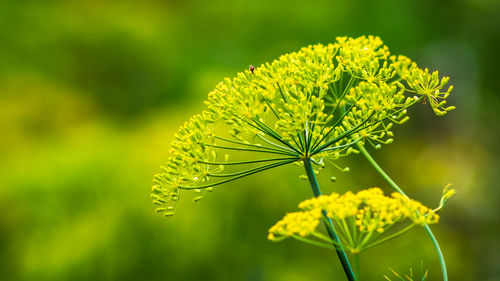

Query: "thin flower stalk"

xmin=357 ymin=144 xmax=451 ymax=281
xmin=303 ymin=158 xmax=356 ymax=281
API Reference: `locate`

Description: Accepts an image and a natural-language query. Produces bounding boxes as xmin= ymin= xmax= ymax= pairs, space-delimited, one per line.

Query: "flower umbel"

xmin=268 ymin=187 xmax=451 ymax=254
xmin=152 ymin=36 xmax=454 ymax=216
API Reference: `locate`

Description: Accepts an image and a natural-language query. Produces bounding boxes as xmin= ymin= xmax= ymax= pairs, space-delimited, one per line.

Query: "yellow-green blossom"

xmin=269 ymin=187 xmax=451 ymax=253
xmin=267 ymin=209 xmax=322 ymax=240
xmin=152 ymin=36 xmax=454 ymax=216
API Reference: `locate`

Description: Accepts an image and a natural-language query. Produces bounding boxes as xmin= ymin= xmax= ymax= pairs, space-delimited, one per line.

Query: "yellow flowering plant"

xmin=268 ymin=187 xmax=454 ymax=278
xmin=268 ymin=188 xmax=440 ymax=251
xmin=152 ymin=36 xmax=455 ymax=281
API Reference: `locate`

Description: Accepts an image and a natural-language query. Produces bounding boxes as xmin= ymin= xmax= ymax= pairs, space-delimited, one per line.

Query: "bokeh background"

xmin=1 ymin=0 xmax=499 ymax=280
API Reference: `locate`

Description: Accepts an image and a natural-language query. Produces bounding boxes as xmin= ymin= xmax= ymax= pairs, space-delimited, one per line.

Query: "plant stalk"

xmin=303 ymin=158 xmax=356 ymax=281
xmin=356 ymin=144 xmax=448 ymax=281
xmin=354 ymin=254 xmax=360 ymax=281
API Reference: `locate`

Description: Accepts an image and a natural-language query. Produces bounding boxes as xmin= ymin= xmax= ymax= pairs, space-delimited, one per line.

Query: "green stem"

xmin=292 ymin=234 xmax=337 ymax=251
xmin=303 ymin=158 xmax=356 ymax=281
xmin=341 ymin=218 xmax=354 ymax=247
xmin=363 ymin=224 xmax=416 ymax=251
xmin=205 ymin=144 xmax=297 ymax=156
xmin=179 ymin=159 xmax=297 ymax=189
xmin=354 ymin=254 xmax=360 ymax=281
xmin=199 ymin=157 xmax=298 ymax=166
xmin=357 ymin=144 xmax=448 ymax=281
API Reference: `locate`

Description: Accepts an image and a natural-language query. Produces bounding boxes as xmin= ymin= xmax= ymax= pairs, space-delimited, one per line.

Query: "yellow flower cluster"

xmin=152 ymin=36 xmax=454 ymax=216
xmin=152 ymin=113 xmax=220 ymax=215
xmin=406 ymin=68 xmax=455 ymax=116
xmin=267 ymin=209 xmax=322 ymax=240
xmin=269 ymin=188 xmax=440 ymax=252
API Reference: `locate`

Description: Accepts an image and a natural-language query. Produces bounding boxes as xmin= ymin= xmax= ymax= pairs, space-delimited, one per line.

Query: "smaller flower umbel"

xmin=268 ymin=187 xmax=453 ymax=254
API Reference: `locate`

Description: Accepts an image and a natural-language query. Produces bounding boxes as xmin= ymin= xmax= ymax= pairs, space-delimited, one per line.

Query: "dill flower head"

xmin=269 ymin=187 xmax=449 ymax=253
xmin=152 ymin=36 xmax=455 ymax=216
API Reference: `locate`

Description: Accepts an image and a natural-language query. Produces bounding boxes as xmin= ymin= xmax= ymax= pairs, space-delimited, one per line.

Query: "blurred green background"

xmin=1 ymin=0 xmax=499 ymax=280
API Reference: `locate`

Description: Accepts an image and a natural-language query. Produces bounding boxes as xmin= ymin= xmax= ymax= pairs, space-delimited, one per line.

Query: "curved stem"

xmin=357 ymin=144 xmax=448 ymax=281
xmin=303 ymin=158 xmax=356 ymax=281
